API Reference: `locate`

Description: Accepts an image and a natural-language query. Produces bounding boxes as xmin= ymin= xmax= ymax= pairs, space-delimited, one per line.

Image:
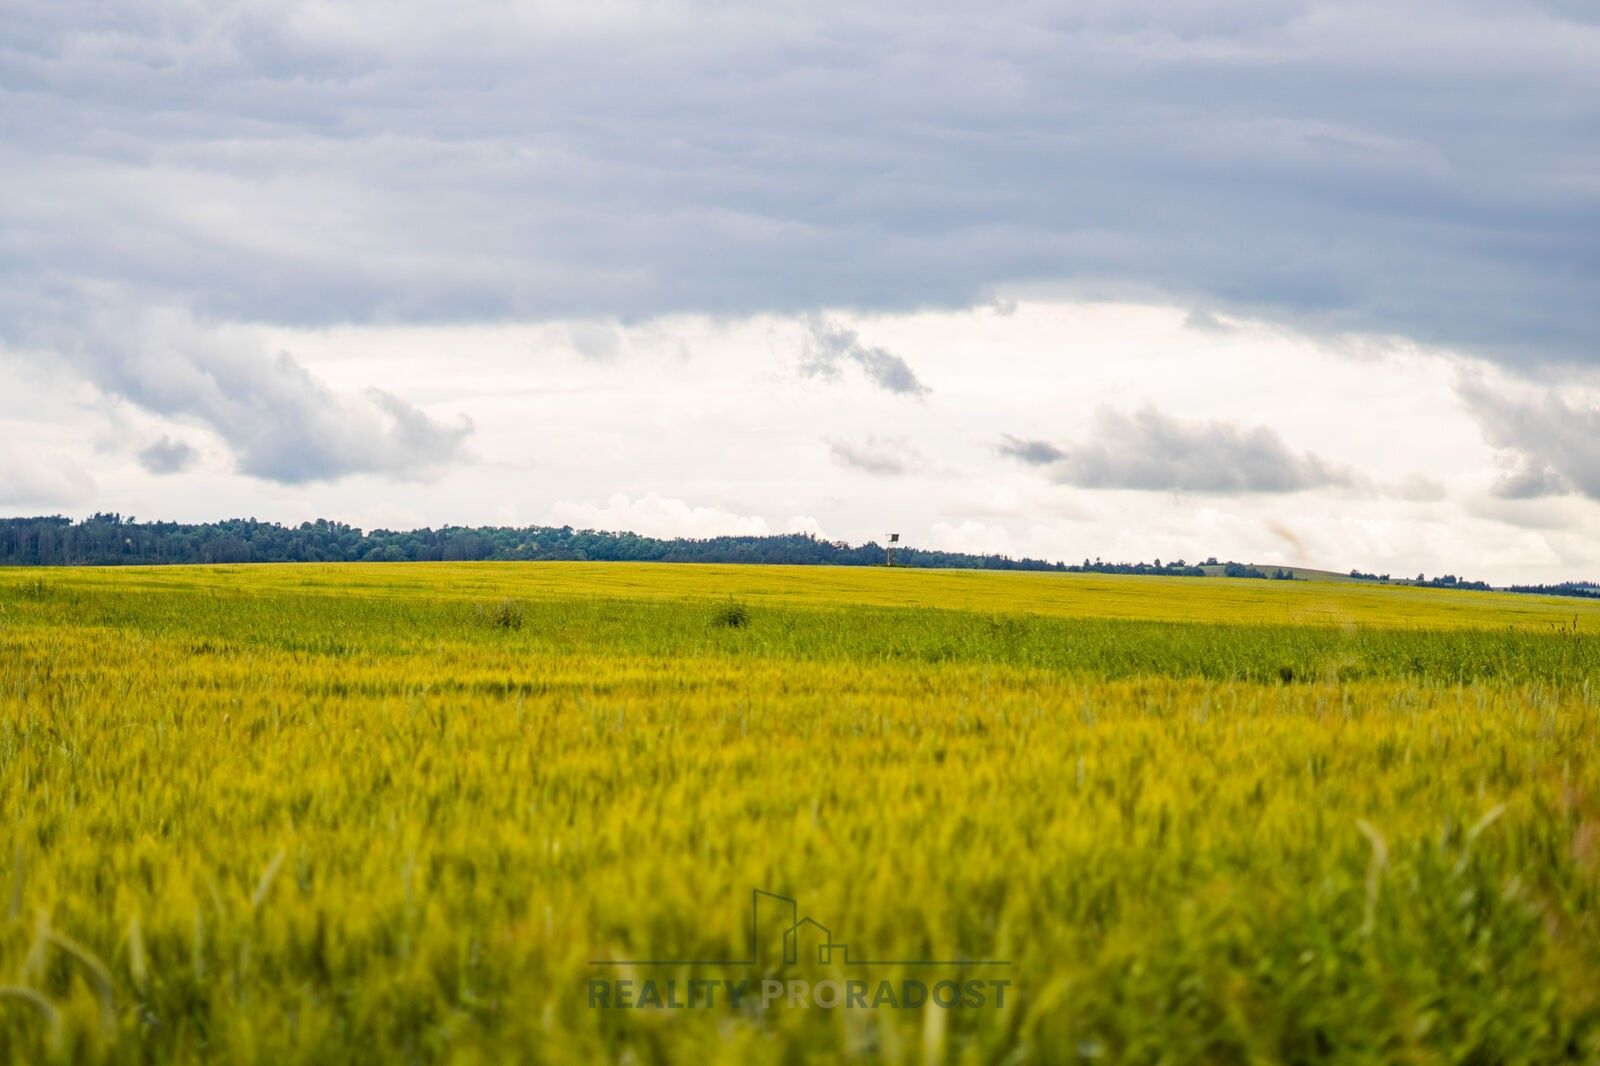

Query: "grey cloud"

xmin=1492 ymin=457 xmax=1568 ymax=500
xmin=137 ymin=435 xmax=199 ymax=475
xmin=828 ymin=436 xmax=920 ymax=476
xmin=1004 ymin=407 xmax=1355 ymax=493
xmin=997 ymin=435 xmax=1067 ymax=466
xmin=802 ymin=319 xmax=929 ymax=397
xmin=17 ymin=296 xmax=473 ymax=485
xmin=1459 ymin=378 xmax=1600 ymax=499
xmin=5 ymin=1 xmax=1595 ymax=368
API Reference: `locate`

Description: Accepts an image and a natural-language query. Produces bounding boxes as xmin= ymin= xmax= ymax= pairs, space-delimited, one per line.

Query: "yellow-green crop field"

xmin=3 ymin=563 xmax=1600 ymax=1064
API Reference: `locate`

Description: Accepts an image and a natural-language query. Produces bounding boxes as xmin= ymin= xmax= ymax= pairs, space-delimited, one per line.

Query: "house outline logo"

xmin=590 ymin=888 xmax=1010 ymax=968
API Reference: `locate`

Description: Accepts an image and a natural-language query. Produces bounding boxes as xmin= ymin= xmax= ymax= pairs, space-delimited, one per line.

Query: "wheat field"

xmin=2 ymin=563 xmax=1599 ymax=1063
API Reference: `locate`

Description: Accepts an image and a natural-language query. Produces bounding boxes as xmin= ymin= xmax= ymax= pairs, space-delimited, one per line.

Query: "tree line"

xmin=3 ymin=515 xmax=1587 ymax=595
xmin=0 ymin=515 xmax=1322 ymax=577
xmin=0 ymin=514 xmax=1075 ymax=571
xmin=1349 ymin=569 xmax=1493 ymax=591
xmin=1504 ymin=582 xmax=1600 ymax=600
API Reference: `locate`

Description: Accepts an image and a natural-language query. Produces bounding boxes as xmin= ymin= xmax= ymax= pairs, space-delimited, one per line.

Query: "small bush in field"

xmin=711 ymin=599 xmax=751 ymax=628
xmin=474 ymin=598 xmax=525 ymax=630
xmin=15 ymin=577 xmax=51 ymax=600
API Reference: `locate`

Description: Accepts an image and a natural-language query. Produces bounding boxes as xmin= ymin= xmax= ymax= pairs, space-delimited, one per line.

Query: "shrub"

xmin=14 ymin=577 xmax=51 ymax=600
xmin=711 ymin=600 xmax=751 ymax=628
xmin=474 ymin=599 xmax=526 ymax=630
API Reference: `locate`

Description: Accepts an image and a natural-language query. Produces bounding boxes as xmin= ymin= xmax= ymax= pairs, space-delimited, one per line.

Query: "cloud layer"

xmin=3 ymin=1 xmax=1597 ymax=364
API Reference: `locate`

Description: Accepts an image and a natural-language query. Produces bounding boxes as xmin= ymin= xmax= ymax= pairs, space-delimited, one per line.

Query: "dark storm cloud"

xmin=1 ymin=1 xmax=1598 ymax=478
xmin=1003 ymin=407 xmax=1354 ymax=493
xmin=1458 ymin=377 xmax=1600 ymax=500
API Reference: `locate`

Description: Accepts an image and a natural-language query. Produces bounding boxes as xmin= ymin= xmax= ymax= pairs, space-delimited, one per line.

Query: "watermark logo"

xmin=588 ymin=889 xmax=1010 ymax=1010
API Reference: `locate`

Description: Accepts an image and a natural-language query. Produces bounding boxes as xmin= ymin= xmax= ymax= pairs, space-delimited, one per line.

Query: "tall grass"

xmin=0 ymin=564 xmax=1597 ymax=1063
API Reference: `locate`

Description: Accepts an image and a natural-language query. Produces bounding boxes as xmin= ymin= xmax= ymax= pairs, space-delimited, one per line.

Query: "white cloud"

xmin=928 ymin=520 xmax=1015 ymax=557
xmin=0 ymin=451 xmax=96 ymax=508
xmin=567 ymin=322 xmax=624 ymax=362
xmin=546 ymin=493 xmax=791 ymax=539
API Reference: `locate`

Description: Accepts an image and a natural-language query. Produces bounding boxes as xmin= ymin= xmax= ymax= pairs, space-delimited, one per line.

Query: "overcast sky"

xmin=3 ymin=1 xmax=1599 ymax=581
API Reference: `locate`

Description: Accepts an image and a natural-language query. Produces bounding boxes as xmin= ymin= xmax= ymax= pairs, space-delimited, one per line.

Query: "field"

xmin=2 ymin=563 xmax=1600 ymax=1064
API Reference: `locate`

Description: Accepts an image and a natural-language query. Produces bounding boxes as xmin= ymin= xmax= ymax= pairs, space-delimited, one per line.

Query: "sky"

xmin=2 ymin=1 xmax=1599 ymax=582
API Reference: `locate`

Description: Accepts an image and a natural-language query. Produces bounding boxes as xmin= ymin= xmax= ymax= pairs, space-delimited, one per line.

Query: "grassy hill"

xmin=1196 ymin=563 xmax=1363 ymax=582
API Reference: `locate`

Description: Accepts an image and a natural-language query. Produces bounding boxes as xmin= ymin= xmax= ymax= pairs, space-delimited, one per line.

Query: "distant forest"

xmin=0 ymin=515 xmax=1317 ymax=578
xmin=0 ymin=515 xmax=1592 ymax=597
xmin=1504 ymin=582 xmax=1600 ymax=600
xmin=0 ymin=514 xmax=1071 ymax=571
